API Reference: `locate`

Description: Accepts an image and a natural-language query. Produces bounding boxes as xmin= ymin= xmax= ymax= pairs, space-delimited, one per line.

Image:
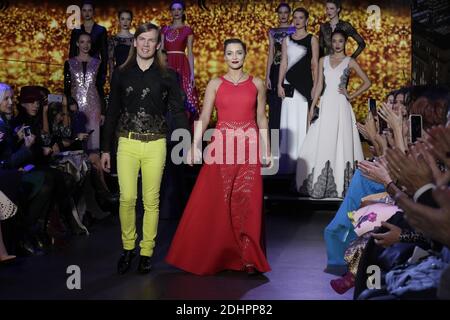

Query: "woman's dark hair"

xmin=326 ymin=0 xmax=342 ymax=10
xmin=394 ymin=86 xmax=411 ymax=106
xmin=409 ymin=85 xmax=449 ymax=129
xmin=76 ymin=31 xmax=91 ymax=43
xmin=120 ymin=23 xmax=167 ymax=74
xmin=48 ymin=102 xmax=64 ymax=127
xmin=331 ymin=30 xmax=348 ymax=41
xmin=170 ymin=0 xmax=187 ymax=22
xmin=276 ymin=3 xmax=291 ymax=13
xmin=81 ymin=0 xmax=95 ymax=10
xmin=386 ymin=90 xmax=396 ymax=100
xmin=118 ymin=9 xmax=133 ymax=20
xmin=224 ymin=38 xmax=247 ymax=55
xmin=293 ymin=7 xmax=309 ymax=20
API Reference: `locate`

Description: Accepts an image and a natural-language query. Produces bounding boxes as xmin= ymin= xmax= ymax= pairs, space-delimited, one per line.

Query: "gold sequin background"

xmin=0 ymin=0 xmax=411 ymax=121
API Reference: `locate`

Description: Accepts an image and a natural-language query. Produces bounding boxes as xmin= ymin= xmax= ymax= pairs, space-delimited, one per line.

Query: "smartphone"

xmin=368 ymin=98 xmax=377 ymax=117
xmin=48 ymin=94 xmax=63 ymax=104
xmin=24 ymin=126 xmax=32 ymax=137
xmin=409 ymin=114 xmax=423 ymax=143
xmin=23 ymin=164 xmax=35 ymax=172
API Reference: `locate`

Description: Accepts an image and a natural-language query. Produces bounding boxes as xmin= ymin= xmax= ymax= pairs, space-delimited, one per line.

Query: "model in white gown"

xmin=296 ymin=55 xmax=364 ymax=198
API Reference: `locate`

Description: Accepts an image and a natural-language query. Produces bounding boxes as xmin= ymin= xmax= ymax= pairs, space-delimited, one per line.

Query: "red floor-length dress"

xmin=166 ymin=76 xmax=271 ymax=275
xmin=162 ymin=25 xmax=199 ymax=120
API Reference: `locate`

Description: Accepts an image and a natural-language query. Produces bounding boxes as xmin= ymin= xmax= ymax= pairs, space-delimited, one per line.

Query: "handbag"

xmin=282 ymin=83 xmax=294 ymax=98
xmin=310 ymin=106 xmax=320 ymax=123
xmin=0 ymin=190 xmax=17 ymax=221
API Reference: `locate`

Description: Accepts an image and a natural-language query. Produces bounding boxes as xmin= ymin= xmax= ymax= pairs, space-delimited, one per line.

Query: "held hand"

xmin=42 ymin=147 xmax=53 ymax=156
xmin=16 ymin=126 xmax=25 ymax=141
xmin=308 ymin=108 xmax=315 ymax=126
xmin=51 ymin=143 xmax=60 ymax=154
xmin=42 ymin=104 xmax=49 ymax=114
xmin=24 ymin=134 xmax=36 ymax=148
xmin=187 ymin=146 xmax=202 ymax=166
xmin=277 ymin=85 xmax=285 ymax=99
xmin=338 ymin=87 xmax=350 ymax=100
xmin=101 ymin=152 xmax=111 ymax=173
xmin=77 ymin=133 xmax=89 ymax=141
xmin=261 ymin=153 xmax=273 ymax=168
xmin=357 ymin=122 xmax=370 ymax=140
xmin=266 ymin=77 xmax=271 ymax=90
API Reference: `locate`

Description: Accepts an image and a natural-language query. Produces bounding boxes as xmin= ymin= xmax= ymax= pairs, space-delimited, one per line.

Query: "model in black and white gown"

xmin=277 ymin=8 xmax=319 ymax=174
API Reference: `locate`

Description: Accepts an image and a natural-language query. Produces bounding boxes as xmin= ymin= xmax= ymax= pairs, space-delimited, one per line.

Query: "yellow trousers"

xmin=116 ymin=137 xmax=166 ymax=257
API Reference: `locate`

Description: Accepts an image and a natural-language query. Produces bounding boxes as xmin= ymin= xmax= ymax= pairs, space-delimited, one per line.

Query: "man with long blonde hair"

xmin=101 ymin=23 xmax=189 ymax=275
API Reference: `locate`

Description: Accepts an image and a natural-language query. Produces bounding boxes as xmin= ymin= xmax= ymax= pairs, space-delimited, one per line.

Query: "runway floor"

xmin=0 ymin=200 xmax=353 ymax=300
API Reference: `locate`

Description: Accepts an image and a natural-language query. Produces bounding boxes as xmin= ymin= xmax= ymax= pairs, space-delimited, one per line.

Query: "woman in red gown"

xmin=166 ymin=39 xmax=272 ymax=276
xmin=162 ymin=1 xmax=199 ymax=122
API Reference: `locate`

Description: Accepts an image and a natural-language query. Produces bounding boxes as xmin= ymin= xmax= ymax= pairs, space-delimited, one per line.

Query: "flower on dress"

xmin=141 ymin=88 xmax=151 ymax=100
xmin=125 ymin=86 xmax=134 ymax=96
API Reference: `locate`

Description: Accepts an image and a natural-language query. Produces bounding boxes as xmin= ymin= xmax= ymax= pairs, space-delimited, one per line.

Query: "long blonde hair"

xmin=120 ymin=22 xmax=167 ymax=75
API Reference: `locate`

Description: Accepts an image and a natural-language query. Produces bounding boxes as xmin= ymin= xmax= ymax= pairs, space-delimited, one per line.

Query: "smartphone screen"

xmin=368 ymin=98 xmax=377 ymax=117
xmin=410 ymin=114 xmax=423 ymax=143
xmin=48 ymin=94 xmax=63 ymax=104
xmin=24 ymin=126 xmax=32 ymax=137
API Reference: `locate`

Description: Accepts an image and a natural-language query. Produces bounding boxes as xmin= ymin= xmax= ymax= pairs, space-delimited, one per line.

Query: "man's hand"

xmin=396 ymin=187 xmax=450 ymax=247
xmin=372 ymin=221 xmax=402 ymax=248
xmin=101 ymin=152 xmax=111 ymax=173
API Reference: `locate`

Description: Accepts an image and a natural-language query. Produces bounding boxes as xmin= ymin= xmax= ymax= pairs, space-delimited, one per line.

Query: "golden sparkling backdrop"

xmin=0 ymin=0 xmax=411 ymax=121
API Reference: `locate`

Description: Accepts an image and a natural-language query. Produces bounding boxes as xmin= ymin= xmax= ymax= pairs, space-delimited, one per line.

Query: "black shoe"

xmin=97 ymin=190 xmax=119 ymax=205
xmin=117 ymin=249 xmax=136 ymax=275
xmin=137 ymin=256 xmax=152 ymax=274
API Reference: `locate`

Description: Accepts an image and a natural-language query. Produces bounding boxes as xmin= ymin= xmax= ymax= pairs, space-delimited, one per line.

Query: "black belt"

xmin=118 ymin=131 xmax=165 ymax=142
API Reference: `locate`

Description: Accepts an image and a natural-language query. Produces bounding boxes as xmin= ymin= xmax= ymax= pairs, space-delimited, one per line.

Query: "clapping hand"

xmin=421 ymin=125 xmax=450 ymax=169
xmin=378 ymin=102 xmax=403 ymax=132
xmin=396 ymin=186 xmax=450 ymax=247
xmin=385 ymin=146 xmax=433 ymax=195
